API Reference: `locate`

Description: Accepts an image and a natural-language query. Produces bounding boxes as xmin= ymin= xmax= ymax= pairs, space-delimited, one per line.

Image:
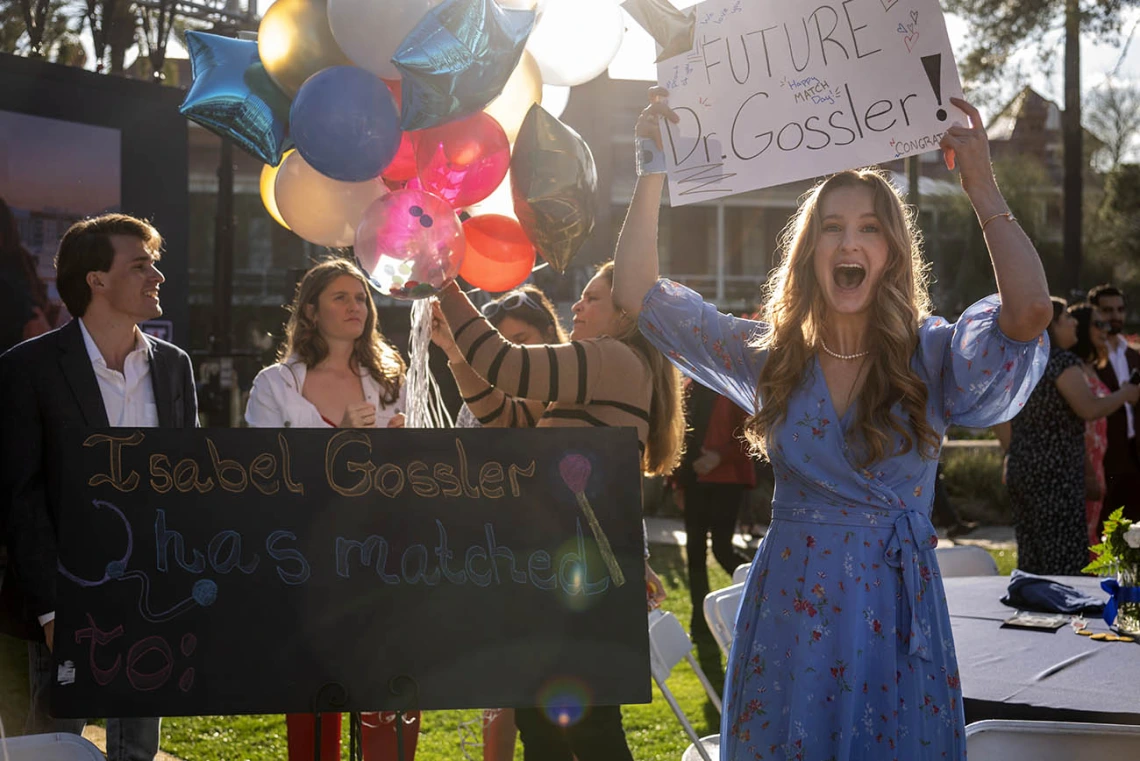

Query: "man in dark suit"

xmin=0 ymin=214 xmax=198 ymax=761
xmin=1089 ymin=284 xmax=1140 ymax=523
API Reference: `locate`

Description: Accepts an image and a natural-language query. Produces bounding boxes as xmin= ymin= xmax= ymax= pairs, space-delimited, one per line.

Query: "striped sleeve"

xmin=438 ymin=284 xmax=612 ymax=404
xmin=447 ymin=356 xmax=546 ymax=428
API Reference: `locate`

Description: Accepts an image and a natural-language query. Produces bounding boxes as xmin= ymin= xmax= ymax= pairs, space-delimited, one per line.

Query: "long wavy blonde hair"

xmin=280 ymin=258 xmax=406 ymax=405
xmin=747 ymin=169 xmax=939 ymax=467
xmin=597 ymin=262 xmax=685 ymax=476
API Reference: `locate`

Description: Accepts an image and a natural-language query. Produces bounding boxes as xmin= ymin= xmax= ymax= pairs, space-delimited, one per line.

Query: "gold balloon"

xmin=483 ymin=50 xmax=542 ymax=143
xmin=258 ymin=0 xmax=351 ymax=97
xmin=260 ymin=150 xmax=293 ymax=230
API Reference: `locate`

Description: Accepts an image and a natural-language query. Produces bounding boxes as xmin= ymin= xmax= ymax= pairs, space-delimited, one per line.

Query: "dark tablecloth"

xmin=945 ymin=575 xmax=1140 ymax=725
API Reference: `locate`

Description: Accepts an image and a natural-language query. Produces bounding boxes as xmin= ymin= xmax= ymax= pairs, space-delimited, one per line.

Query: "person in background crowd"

xmin=0 ymin=196 xmax=56 ymax=353
xmin=1088 ymin=284 xmax=1140 ymax=522
xmin=673 ymin=378 xmax=753 ymax=639
xmin=431 ymin=283 xmax=567 ymax=761
xmin=1068 ymin=302 xmax=1114 ymax=546
xmin=0 ymin=214 xmax=198 ymax=761
xmin=1004 ymin=298 xmax=1139 ymax=575
xmin=432 ymin=260 xmax=683 ymax=761
xmin=244 ymin=258 xmax=411 ymax=761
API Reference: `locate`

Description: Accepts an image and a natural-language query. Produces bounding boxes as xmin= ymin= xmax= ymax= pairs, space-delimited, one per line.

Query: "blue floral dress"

xmin=639 ymin=280 xmax=1048 ymax=761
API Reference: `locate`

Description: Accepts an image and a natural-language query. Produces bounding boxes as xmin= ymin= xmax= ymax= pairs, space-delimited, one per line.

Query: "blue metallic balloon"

xmin=393 ymin=0 xmax=535 ymax=131
xmin=290 ymin=66 xmax=403 ymax=182
xmin=180 ymin=32 xmax=292 ymax=166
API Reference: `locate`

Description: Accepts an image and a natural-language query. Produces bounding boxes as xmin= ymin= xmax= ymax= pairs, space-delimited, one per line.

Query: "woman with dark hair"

xmin=439 ymin=284 xmax=569 ymax=432
xmin=431 ymin=261 xmax=684 ymax=761
xmin=0 ymin=196 xmax=55 ymax=352
xmin=244 ymin=257 xmax=413 ymax=761
xmin=612 ymin=88 xmax=1054 ymax=759
xmin=1005 ymin=298 xmax=1139 ymax=575
xmin=1067 ymin=302 xmax=1116 ymax=544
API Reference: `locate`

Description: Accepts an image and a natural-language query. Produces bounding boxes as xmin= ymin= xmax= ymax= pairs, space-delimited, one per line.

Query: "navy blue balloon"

xmin=290 ymin=66 xmax=402 ymax=182
xmin=180 ymin=32 xmax=292 ymax=166
xmin=393 ymin=0 xmax=535 ymax=131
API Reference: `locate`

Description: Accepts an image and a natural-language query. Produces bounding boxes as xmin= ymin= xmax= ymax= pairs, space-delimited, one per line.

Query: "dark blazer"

xmin=1097 ymin=342 xmax=1140 ymax=475
xmin=0 ymin=319 xmax=198 ymax=639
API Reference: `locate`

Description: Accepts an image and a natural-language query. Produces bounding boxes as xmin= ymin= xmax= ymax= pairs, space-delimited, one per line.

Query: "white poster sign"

xmin=657 ymin=0 xmax=965 ymax=205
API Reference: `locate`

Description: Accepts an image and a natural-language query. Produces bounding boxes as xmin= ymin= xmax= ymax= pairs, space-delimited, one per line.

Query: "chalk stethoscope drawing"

xmin=59 ymin=499 xmax=218 ymax=623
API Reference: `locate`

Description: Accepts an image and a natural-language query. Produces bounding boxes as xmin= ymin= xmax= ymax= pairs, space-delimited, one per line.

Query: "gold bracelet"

xmin=980 ymin=211 xmax=1016 ymax=231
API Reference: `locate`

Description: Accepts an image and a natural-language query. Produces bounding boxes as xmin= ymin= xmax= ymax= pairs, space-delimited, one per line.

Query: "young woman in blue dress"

xmin=611 ymin=88 xmax=1054 ymax=760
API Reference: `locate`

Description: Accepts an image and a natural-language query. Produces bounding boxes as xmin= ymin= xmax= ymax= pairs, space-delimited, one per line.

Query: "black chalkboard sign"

xmin=51 ymin=427 xmax=649 ymax=718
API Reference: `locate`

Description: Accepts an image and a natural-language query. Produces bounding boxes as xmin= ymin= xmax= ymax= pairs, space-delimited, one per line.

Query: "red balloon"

xmin=381 ymin=80 xmax=418 ymax=182
xmin=459 ymin=214 xmax=536 ymax=293
xmin=416 ymin=112 xmax=510 ymax=208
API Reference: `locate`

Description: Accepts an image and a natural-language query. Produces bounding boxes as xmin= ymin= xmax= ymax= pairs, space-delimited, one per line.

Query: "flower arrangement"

xmin=1083 ymin=507 xmax=1140 ymax=634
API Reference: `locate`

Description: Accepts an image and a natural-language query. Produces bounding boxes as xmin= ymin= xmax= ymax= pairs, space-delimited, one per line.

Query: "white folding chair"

xmin=703 ymin=582 xmax=744 ymax=657
xmin=732 ymin=562 xmax=751 ymax=585
xmin=648 ymin=608 xmax=722 ymax=761
xmin=966 ymin=720 xmax=1140 ymax=760
xmin=935 ymin=545 xmax=998 ymax=577
xmin=681 ymin=734 xmax=720 ymax=761
xmin=0 ymin=733 xmax=105 ymax=761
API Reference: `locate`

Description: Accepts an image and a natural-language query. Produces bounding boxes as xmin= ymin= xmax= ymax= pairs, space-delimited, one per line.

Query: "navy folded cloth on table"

xmin=1000 ymin=569 xmax=1106 ymax=615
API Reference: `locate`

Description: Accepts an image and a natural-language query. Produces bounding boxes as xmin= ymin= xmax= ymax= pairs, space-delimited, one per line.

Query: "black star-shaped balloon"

xmin=622 ymin=0 xmax=696 ymax=63
xmin=392 ymin=0 xmax=535 ymax=131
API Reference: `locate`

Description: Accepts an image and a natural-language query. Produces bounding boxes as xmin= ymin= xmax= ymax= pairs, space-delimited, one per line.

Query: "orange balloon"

xmin=460 ymin=214 xmax=536 ymax=293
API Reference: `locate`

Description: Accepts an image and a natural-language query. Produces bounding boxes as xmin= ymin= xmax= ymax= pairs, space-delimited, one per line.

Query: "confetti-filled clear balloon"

xmin=356 ymin=190 xmax=466 ymax=300
xmin=180 ymin=32 xmax=293 ymax=165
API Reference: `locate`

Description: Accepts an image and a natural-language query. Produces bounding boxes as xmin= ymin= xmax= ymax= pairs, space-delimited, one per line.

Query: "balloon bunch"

xmin=180 ymin=0 xmax=624 ymax=297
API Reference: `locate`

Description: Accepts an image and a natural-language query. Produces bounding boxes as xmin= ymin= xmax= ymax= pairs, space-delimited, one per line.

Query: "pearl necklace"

xmin=820 ymin=339 xmax=869 ymax=361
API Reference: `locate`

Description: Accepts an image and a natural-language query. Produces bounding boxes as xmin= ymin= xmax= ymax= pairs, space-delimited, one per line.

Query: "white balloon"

xmin=274 ymin=152 xmax=389 ymax=247
xmin=465 ymin=169 xmax=517 ymax=221
xmin=540 ymin=84 xmax=571 ymax=119
xmin=327 ymin=0 xmax=442 ymax=80
xmin=526 ymin=0 xmax=624 ymax=87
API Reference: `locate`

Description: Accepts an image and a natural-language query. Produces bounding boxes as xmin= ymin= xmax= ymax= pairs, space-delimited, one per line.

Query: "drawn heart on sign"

xmin=880 ymin=0 xmax=898 ymax=11
xmin=911 ymin=9 xmax=919 ymax=23
xmin=904 ymin=31 xmax=920 ymax=52
xmin=898 ymin=23 xmax=907 ymax=33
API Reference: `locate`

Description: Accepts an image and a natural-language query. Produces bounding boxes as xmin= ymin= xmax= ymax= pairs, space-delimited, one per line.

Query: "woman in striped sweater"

xmin=432 ymin=261 xmax=683 ymax=761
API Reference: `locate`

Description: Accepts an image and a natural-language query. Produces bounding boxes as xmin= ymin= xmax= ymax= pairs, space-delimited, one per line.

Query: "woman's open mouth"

xmin=833 ymin=263 xmax=866 ymax=291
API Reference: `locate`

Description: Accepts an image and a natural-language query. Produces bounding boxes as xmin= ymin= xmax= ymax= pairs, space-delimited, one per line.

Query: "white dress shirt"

xmin=43 ymin=320 xmax=159 ymax=627
xmin=245 ymin=358 xmax=405 ymax=429
xmin=1107 ymin=337 xmax=1136 ymax=439
xmin=79 ymin=318 xmax=159 ymax=428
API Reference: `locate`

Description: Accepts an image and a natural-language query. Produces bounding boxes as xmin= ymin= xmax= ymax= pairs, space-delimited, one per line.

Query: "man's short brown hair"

xmin=55 ymin=214 xmax=162 ymax=317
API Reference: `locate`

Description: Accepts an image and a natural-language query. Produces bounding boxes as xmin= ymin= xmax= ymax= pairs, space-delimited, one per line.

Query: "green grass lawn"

xmin=1 ymin=545 xmax=1019 ymax=760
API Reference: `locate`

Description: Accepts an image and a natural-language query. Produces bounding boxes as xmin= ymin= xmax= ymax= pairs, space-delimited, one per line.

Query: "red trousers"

xmin=286 ymin=711 xmax=422 ymax=761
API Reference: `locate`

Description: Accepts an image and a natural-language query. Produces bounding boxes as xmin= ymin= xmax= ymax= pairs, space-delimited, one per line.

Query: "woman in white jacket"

xmin=244 ymin=257 xmax=411 ymax=761
xmin=246 ymin=258 xmax=406 ymax=430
